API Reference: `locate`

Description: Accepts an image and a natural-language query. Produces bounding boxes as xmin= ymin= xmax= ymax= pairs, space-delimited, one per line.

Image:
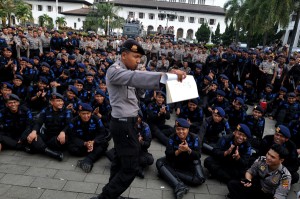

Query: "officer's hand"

xmin=27 ymin=131 xmax=37 ymax=144
xmin=87 ymin=141 xmax=94 ymax=152
xmin=232 ymin=146 xmax=240 ymax=160
xmin=93 ymin=107 xmax=99 ymax=115
xmin=170 ymin=69 xmax=186 ymax=82
xmin=241 ymin=179 xmax=252 ymax=187
xmin=224 ymin=144 xmax=235 ymax=156
xmin=179 ymin=141 xmax=189 ymax=152
xmin=57 ymin=132 xmax=66 ymax=145
xmin=297 ymin=149 xmax=300 ymax=155
xmin=138 ymin=133 xmax=143 ymax=143
xmin=176 ymin=108 xmax=180 ymax=116
xmin=66 ymin=103 xmax=73 ymax=109
xmin=0 ymin=143 xmax=2 ymax=151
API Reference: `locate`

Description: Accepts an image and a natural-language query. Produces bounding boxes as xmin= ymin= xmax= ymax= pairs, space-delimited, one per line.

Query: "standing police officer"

xmin=91 ymin=39 xmax=186 ymax=199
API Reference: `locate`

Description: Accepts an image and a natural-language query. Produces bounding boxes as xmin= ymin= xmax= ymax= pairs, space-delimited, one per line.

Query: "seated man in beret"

xmin=0 ymin=82 xmax=13 ymax=110
xmin=227 ymin=144 xmax=291 ymax=199
xmin=68 ymin=103 xmax=109 ymax=173
xmin=0 ymin=94 xmax=33 ymax=152
xmin=26 ymin=92 xmax=73 ymax=161
xmin=204 ymin=124 xmax=252 ymax=183
xmin=225 ymin=97 xmax=247 ymax=131
xmin=12 ymin=75 xmax=28 ymax=104
xmin=206 ymin=89 xmax=230 ymax=116
xmin=64 ymin=85 xmax=81 ymax=116
xmin=91 ymin=89 xmax=111 ymax=129
xmin=276 ymin=92 xmax=300 ymax=126
xmin=156 ymin=118 xmax=205 ymax=199
xmin=258 ymin=125 xmax=299 ymax=184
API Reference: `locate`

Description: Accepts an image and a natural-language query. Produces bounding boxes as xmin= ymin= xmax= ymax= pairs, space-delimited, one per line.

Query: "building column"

xmin=282 ymin=29 xmax=290 ymax=45
xmin=293 ymin=21 xmax=300 ymax=47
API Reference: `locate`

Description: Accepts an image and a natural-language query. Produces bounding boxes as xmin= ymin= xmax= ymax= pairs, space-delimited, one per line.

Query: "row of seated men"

xmin=0 ymin=86 xmax=298 ymax=199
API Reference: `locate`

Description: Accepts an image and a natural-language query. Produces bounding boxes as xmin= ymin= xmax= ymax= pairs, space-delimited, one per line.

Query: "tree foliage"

xmin=212 ymin=23 xmax=221 ymax=44
xmin=56 ymin=17 xmax=67 ymax=28
xmin=39 ymin=14 xmax=53 ymax=29
xmin=195 ymin=22 xmax=210 ymax=43
xmin=84 ymin=2 xmax=125 ymax=34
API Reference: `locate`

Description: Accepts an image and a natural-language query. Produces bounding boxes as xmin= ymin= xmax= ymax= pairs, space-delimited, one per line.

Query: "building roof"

xmin=62 ymin=7 xmax=91 ymax=16
xmin=112 ymin=0 xmax=225 ymax=15
xmin=26 ymin=0 xmax=93 ymax=6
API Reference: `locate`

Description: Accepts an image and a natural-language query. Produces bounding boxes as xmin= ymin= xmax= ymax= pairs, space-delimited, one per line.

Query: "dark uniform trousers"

xmin=0 ymin=132 xmax=27 ymax=150
xmin=227 ymin=179 xmax=273 ymax=199
xmin=29 ymin=132 xmax=68 ymax=153
xmin=101 ymin=118 xmax=140 ymax=199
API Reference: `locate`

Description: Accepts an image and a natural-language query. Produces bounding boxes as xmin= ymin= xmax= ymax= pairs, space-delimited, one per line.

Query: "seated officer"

xmin=26 ymin=92 xmax=72 ymax=161
xmin=276 ymin=92 xmax=300 ymax=126
xmin=147 ymin=91 xmax=171 ymax=146
xmin=225 ymin=97 xmax=247 ymax=131
xmin=68 ymin=103 xmax=109 ymax=173
xmin=91 ymin=89 xmax=111 ymax=129
xmin=0 ymin=94 xmax=33 ymax=151
xmin=0 ymin=82 xmax=13 ymax=110
xmin=156 ymin=118 xmax=205 ymax=199
xmin=200 ymin=107 xmax=231 ymax=148
xmin=206 ymin=89 xmax=229 ymax=116
xmin=227 ymin=144 xmax=291 ymax=199
xmin=244 ymin=105 xmax=265 ymax=153
xmin=258 ymin=125 xmax=299 ymax=184
xmin=64 ymin=85 xmax=81 ymax=116
xmin=289 ymin=116 xmax=300 ymax=155
xmin=204 ymin=124 xmax=251 ymax=183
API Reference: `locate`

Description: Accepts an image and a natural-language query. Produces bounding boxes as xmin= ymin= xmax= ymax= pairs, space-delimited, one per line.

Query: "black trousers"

xmin=101 ymin=119 xmax=140 ymax=199
xmin=68 ymin=140 xmax=108 ymax=163
xmin=227 ymin=179 xmax=273 ymax=199
xmin=149 ymin=123 xmax=172 ymax=146
xmin=0 ymin=134 xmax=24 ymax=150
xmin=204 ymin=156 xmax=244 ymax=183
xmin=33 ymin=133 xmax=67 ymax=151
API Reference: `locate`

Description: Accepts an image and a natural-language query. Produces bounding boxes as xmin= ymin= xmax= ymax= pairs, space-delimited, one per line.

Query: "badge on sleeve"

xmin=260 ymin=165 xmax=265 ymax=171
xmin=282 ymin=179 xmax=289 ymax=189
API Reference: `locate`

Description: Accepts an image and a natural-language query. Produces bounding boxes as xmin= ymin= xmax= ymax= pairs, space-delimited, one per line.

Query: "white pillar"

xmin=282 ymin=29 xmax=290 ymax=45
xmin=293 ymin=21 xmax=300 ymax=47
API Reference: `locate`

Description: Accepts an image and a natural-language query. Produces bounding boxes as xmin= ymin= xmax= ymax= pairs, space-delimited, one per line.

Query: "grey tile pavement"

xmin=0 ymin=111 xmax=299 ymax=199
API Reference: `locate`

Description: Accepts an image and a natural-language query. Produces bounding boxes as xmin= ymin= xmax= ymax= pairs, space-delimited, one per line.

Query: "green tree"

xmin=55 ymin=17 xmax=67 ymax=28
xmin=221 ymin=22 xmax=235 ymax=46
xmin=14 ymin=1 xmax=33 ymax=26
xmin=0 ymin=0 xmax=16 ymax=26
xmin=212 ymin=23 xmax=221 ymax=44
xmin=84 ymin=2 xmax=125 ymax=34
xmin=195 ymin=23 xmax=210 ymax=43
xmin=39 ymin=14 xmax=53 ymax=29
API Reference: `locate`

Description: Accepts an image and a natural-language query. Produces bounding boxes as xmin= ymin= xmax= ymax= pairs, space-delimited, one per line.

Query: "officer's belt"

xmin=111 ymin=116 xmax=137 ymax=123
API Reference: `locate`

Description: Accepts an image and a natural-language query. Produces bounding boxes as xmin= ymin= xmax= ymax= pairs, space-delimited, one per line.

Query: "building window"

xmin=167 ymin=14 xmax=176 ymax=21
xmin=170 ymin=0 xmax=177 ymax=2
xmin=128 ymin=11 xmax=135 ymax=18
xmin=209 ymin=19 xmax=216 ymax=25
xmin=158 ymin=13 xmax=166 ymax=20
xmin=189 ymin=17 xmax=195 ymax=23
xmin=149 ymin=13 xmax=155 ymax=20
xmin=37 ymin=5 xmax=43 ymax=11
xmin=198 ymin=0 xmax=205 ymax=4
xmin=47 ymin=6 xmax=53 ymax=12
xmin=179 ymin=0 xmax=186 ymax=3
xmin=74 ymin=22 xmax=77 ymax=29
xmin=138 ymin=12 xmax=144 ymax=19
xmin=58 ymin=6 xmax=62 ymax=13
xmin=178 ymin=16 xmax=185 ymax=22
xmin=188 ymin=0 xmax=196 ymax=4
xmin=78 ymin=18 xmax=81 ymax=22
xmin=198 ymin=18 xmax=205 ymax=24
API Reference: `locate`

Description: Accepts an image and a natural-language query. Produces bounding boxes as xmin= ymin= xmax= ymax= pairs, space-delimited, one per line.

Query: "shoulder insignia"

xmin=260 ymin=165 xmax=265 ymax=171
xmin=282 ymin=179 xmax=289 ymax=189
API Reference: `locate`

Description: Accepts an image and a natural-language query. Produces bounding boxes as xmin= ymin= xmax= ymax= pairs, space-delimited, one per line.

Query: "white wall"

xmin=117 ymin=7 xmax=225 ymax=39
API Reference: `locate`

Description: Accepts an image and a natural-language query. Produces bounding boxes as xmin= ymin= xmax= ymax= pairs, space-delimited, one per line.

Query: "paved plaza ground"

xmin=0 ymin=111 xmax=299 ymax=199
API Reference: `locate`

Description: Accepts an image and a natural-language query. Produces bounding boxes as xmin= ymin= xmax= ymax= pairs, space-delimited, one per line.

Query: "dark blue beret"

xmin=33 ymin=56 xmax=40 ymax=60
xmin=6 ymin=47 xmax=12 ymax=52
xmin=67 ymin=85 xmax=78 ymax=96
xmin=105 ymin=59 xmax=113 ymax=65
xmin=41 ymin=62 xmax=50 ymax=68
xmin=1 ymin=82 xmax=13 ymax=90
xmin=236 ymin=84 xmax=243 ymax=91
xmin=176 ymin=118 xmax=190 ymax=128
xmin=156 ymin=91 xmax=166 ymax=98
xmin=266 ymin=84 xmax=273 ymax=89
xmin=101 ymin=52 xmax=107 ymax=56
xmin=68 ymin=55 xmax=75 ymax=60
xmin=75 ymin=79 xmax=84 ymax=85
xmin=78 ymin=63 xmax=86 ymax=69
xmin=39 ymin=77 xmax=48 ymax=84
xmin=50 ymin=92 xmax=64 ymax=100
xmin=253 ymin=105 xmax=264 ymax=113
xmin=213 ymin=107 xmax=225 ymax=117
xmin=236 ymin=124 xmax=251 ymax=138
xmin=189 ymin=98 xmax=199 ymax=105
xmin=219 ymin=74 xmax=229 ymax=80
xmin=216 ymin=89 xmax=226 ymax=97
xmin=276 ymin=125 xmax=291 ymax=138
xmin=7 ymin=93 xmax=20 ymax=101
xmin=235 ymin=97 xmax=244 ymax=105
xmin=122 ymin=40 xmax=145 ymax=55
xmin=85 ymin=72 xmax=94 ymax=77
xmin=245 ymin=80 xmax=253 ymax=85
xmin=20 ymin=57 xmax=28 ymax=62
xmin=28 ymin=59 xmax=34 ymax=65
xmin=95 ymin=89 xmax=106 ymax=97
xmin=287 ymin=92 xmax=296 ymax=97
xmin=280 ymin=87 xmax=287 ymax=93
xmin=14 ymin=75 xmax=23 ymax=81
xmin=211 ymin=80 xmax=218 ymax=86
xmin=204 ymin=75 xmax=212 ymax=82
xmin=212 ymin=48 xmax=218 ymax=52
xmin=79 ymin=103 xmax=93 ymax=112
xmin=195 ymin=63 xmax=202 ymax=69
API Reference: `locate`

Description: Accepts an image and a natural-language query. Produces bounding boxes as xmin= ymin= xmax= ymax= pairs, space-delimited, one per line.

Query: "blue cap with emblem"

xmin=175 ymin=118 xmax=190 ymax=128
xmin=14 ymin=74 xmax=23 ymax=81
xmin=50 ymin=92 xmax=64 ymax=100
xmin=1 ymin=82 xmax=13 ymax=90
xmin=236 ymin=124 xmax=251 ymax=138
xmin=216 ymin=89 xmax=225 ymax=97
xmin=236 ymin=84 xmax=243 ymax=91
xmin=39 ymin=77 xmax=48 ymax=84
xmin=276 ymin=125 xmax=291 ymax=138
xmin=6 ymin=93 xmax=20 ymax=101
xmin=213 ymin=107 xmax=225 ymax=117
xmin=95 ymin=89 xmax=106 ymax=97
xmin=253 ymin=105 xmax=264 ymax=113
xmin=75 ymin=79 xmax=84 ymax=85
xmin=156 ymin=90 xmax=166 ymax=98
xmin=235 ymin=97 xmax=244 ymax=105
xmin=78 ymin=103 xmax=93 ymax=112
xmin=67 ymin=85 xmax=78 ymax=96
xmin=280 ymin=87 xmax=287 ymax=93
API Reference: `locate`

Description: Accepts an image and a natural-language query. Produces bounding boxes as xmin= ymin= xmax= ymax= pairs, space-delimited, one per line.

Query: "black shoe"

xmin=226 ymin=193 xmax=232 ymax=199
xmin=77 ymin=160 xmax=93 ymax=173
xmin=175 ymin=184 xmax=188 ymax=199
xmin=136 ymin=168 xmax=145 ymax=179
xmin=44 ymin=148 xmax=63 ymax=161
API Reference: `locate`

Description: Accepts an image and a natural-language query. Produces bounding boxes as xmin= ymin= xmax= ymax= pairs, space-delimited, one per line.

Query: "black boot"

xmin=77 ymin=159 xmax=93 ymax=173
xmin=136 ymin=167 xmax=145 ymax=178
xmin=44 ymin=148 xmax=63 ymax=161
xmin=194 ymin=160 xmax=206 ymax=184
xmin=157 ymin=164 xmax=188 ymax=199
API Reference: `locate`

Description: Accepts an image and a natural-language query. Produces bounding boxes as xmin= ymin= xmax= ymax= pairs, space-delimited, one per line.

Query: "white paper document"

xmin=160 ymin=74 xmax=199 ymax=104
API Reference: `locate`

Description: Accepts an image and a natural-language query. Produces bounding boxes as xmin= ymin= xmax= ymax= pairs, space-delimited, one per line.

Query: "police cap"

xmin=122 ymin=39 xmax=145 ymax=55
xmin=175 ymin=118 xmax=190 ymax=128
xmin=219 ymin=74 xmax=229 ymax=80
xmin=6 ymin=93 xmax=20 ymax=102
xmin=195 ymin=63 xmax=202 ymax=69
xmin=204 ymin=75 xmax=212 ymax=82
xmin=253 ymin=105 xmax=264 ymax=113
xmin=236 ymin=124 xmax=251 ymax=138
xmin=33 ymin=56 xmax=40 ymax=61
xmin=39 ymin=77 xmax=48 ymax=84
xmin=41 ymin=62 xmax=50 ymax=68
xmin=50 ymin=92 xmax=64 ymax=100
xmin=216 ymin=89 xmax=226 ymax=97
xmin=235 ymin=97 xmax=244 ymax=105
xmin=287 ymin=92 xmax=296 ymax=98
xmin=95 ymin=89 xmax=106 ymax=97
xmin=78 ymin=103 xmax=93 ymax=112
xmin=236 ymin=84 xmax=243 ymax=91
xmin=266 ymin=84 xmax=273 ymax=89
xmin=189 ymin=98 xmax=199 ymax=105
xmin=67 ymin=85 xmax=78 ymax=96
xmin=1 ymin=82 xmax=13 ymax=90
xmin=68 ymin=55 xmax=76 ymax=60
xmin=280 ymin=87 xmax=287 ymax=93
xmin=75 ymin=79 xmax=84 ymax=85
xmin=245 ymin=80 xmax=253 ymax=85
xmin=276 ymin=125 xmax=291 ymax=138
xmin=156 ymin=90 xmax=166 ymax=98
xmin=213 ymin=107 xmax=225 ymax=117
xmin=14 ymin=75 xmax=23 ymax=81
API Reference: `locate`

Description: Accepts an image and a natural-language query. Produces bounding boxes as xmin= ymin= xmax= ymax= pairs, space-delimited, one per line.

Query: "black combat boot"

xmin=44 ymin=148 xmax=63 ymax=161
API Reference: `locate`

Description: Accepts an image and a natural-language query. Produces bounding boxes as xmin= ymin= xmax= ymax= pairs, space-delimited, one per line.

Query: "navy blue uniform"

xmin=244 ymin=115 xmax=265 ymax=150
xmin=178 ymin=105 xmax=203 ymax=135
xmin=225 ymin=105 xmax=247 ymax=131
xmin=276 ymin=101 xmax=300 ymax=126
